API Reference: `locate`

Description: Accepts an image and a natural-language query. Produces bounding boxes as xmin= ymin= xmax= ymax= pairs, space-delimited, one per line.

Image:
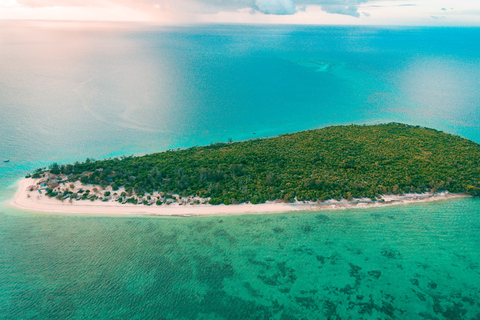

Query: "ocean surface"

xmin=1 ymin=22 xmax=480 ymax=318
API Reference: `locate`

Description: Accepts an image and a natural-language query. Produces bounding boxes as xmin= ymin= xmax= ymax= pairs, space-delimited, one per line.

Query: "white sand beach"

xmin=9 ymin=178 xmax=468 ymax=216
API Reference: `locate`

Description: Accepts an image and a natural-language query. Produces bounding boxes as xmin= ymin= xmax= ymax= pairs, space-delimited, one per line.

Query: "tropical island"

xmin=12 ymin=123 xmax=480 ymax=215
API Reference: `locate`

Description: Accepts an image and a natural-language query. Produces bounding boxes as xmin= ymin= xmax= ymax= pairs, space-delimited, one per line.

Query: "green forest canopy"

xmin=32 ymin=123 xmax=480 ymax=205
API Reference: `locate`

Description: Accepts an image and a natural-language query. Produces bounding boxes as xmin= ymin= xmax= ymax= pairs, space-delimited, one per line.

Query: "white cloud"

xmin=2 ymin=0 xmax=480 ymax=25
xmin=255 ymin=0 xmax=296 ymax=15
xmin=13 ymin=0 xmax=370 ymax=17
xmin=321 ymin=4 xmax=364 ymax=17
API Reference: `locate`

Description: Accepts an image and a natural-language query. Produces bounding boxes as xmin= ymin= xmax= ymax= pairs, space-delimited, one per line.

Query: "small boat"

xmin=3 ymin=160 xmax=9 ymax=163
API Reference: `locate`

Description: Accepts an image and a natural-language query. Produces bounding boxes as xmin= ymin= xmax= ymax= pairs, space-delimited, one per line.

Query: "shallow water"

xmin=1 ymin=23 xmax=480 ymax=319
xmin=1 ymin=198 xmax=480 ymax=319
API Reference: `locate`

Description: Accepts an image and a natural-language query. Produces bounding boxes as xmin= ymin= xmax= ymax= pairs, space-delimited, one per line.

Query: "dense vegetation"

xmin=31 ymin=123 xmax=480 ymax=204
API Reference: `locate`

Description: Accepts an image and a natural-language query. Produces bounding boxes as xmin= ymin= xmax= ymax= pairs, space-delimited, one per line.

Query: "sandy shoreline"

xmin=9 ymin=178 xmax=469 ymax=216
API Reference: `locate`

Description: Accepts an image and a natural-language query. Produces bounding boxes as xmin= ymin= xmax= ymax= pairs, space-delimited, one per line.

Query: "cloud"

xmin=16 ymin=0 xmax=102 ymax=7
xmin=366 ymin=3 xmax=416 ymax=8
xmin=165 ymin=0 xmax=370 ymax=17
xmin=15 ymin=0 xmax=370 ymax=17
xmin=320 ymin=4 xmax=363 ymax=17
xmin=255 ymin=0 xmax=296 ymax=15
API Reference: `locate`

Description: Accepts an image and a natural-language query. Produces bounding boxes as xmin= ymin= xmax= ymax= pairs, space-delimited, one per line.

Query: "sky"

xmin=0 ymin=0 xmax=479 ymax=25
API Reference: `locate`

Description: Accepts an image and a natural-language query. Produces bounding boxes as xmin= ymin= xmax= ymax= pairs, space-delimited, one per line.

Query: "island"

xmin=12 ymin=123 xmax=480 ymax=216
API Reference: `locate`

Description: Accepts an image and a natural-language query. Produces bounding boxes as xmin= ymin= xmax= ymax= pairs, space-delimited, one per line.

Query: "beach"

xmin=10 ymin=178 xmax=469 ymax=216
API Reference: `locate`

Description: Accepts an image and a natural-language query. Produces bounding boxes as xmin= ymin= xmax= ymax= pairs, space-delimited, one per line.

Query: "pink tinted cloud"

xmin=15 ymin=0 xmax=369 ymax=17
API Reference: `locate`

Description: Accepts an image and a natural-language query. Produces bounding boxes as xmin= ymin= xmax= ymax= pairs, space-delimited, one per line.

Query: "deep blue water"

xmin=1 ymin=22 xmax=480 ymax=319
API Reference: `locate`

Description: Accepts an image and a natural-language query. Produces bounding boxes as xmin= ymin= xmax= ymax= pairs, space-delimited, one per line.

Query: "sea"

xmin=1 ymin=22 xmax=480 ymax=319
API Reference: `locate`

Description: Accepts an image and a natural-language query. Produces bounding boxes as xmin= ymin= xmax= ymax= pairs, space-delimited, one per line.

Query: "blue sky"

xmin=1 ymin=0 xmax=479 ymax=25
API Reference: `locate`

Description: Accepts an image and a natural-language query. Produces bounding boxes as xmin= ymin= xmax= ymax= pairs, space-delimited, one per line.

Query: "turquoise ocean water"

xmin=1 ymin=23 xmax=480 ymax=318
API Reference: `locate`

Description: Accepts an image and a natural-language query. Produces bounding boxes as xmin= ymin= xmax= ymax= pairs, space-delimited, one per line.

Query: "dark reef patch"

xmin=315 ymin=214 xmax=330 ymax=222
xmin=195 ymin=256 xmax=235 ymax=287
xmin=381 ymin=248 xmax=401 ymax=259
xmin=367 ymin=270 xmax=381 ymax=279
xmin=348 ymin=263 xmax=364 ymax=286
xmin=257 ymin=261 xmax=297 ymax=288
xmin=301 ymin=224 xmax=314 ymax=234
xmin=212 ymin=228 xmax=237 ymax=244
xmin=294 ymin=296 xmax=317 ymax=310
xmin=293 ymin=246 xmax=314 ymax=255
xmin=273 ymin=227 xmax=284 ymax=234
